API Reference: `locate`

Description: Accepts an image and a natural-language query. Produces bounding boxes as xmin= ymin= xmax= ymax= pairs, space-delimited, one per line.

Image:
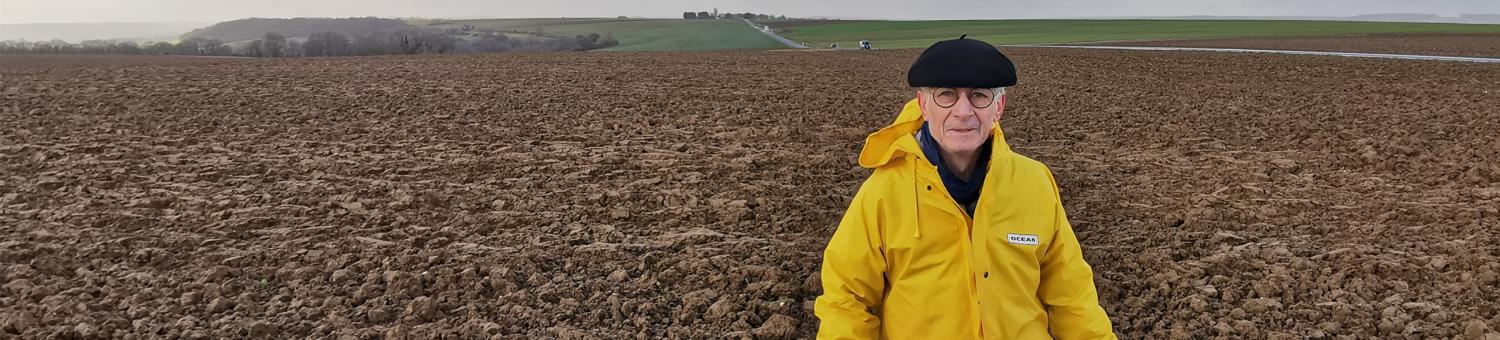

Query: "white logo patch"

xmin=1006 ymin=233 xmax=1039 ymax=246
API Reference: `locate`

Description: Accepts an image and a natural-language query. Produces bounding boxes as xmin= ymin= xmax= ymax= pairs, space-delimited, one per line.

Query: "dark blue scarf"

xmin=917 ymin=123 xmax=992 ymax=216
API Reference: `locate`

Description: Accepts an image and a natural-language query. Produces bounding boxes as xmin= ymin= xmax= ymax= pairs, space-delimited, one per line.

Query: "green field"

xmin=424 ymin=18 xmax=786 ymax=51
xmin=770 ymin=19 xmax=1500 ymax=49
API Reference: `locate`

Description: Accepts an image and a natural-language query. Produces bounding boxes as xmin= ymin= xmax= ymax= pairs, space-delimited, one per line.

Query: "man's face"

xmin=918 ymin=87 xmax=1005 ymax=155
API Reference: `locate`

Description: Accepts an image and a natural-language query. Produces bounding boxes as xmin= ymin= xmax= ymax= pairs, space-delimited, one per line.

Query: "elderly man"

xmin=814 ymin=36 xmax=1116 ymax=339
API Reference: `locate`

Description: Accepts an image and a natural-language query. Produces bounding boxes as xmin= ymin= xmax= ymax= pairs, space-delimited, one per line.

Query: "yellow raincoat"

xmin=815 ymin=99 xmax=1115 ymax=339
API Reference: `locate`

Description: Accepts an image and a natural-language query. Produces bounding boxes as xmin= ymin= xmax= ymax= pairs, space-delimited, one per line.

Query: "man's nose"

xmin=952 ymin=97 xmax=979 ymax=118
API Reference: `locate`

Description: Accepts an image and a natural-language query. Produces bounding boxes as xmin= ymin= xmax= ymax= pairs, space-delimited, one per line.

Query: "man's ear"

xmin=915 ymin=90 xmax=927 ymax=116
xmin=994 ymin=92 xmax=1007 ymax=121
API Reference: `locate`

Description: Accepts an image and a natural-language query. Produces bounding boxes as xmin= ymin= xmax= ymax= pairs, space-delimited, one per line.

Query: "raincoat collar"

xmin=858 ymin=99 xmax=1012 ymax=170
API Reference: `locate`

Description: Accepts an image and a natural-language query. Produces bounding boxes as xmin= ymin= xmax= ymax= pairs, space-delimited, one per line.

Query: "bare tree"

xmin=242 ymin=40 xmax=264 ymax=57
xmin=262 ymin=32 xmax=287 ymax=57
xmin=286 ymin=40 xmax=303 ymax=57
xmin=303 ymin=32 xmax=351 ymax=57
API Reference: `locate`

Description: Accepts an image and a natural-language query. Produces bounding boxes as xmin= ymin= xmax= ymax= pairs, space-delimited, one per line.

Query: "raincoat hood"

xmin=857 ymin=99 xmax=1014 ymax=170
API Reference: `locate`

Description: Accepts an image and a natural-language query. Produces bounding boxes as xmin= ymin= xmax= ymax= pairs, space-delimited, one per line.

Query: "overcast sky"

xmin=3 ymin=0 xmax=1498 ymax=23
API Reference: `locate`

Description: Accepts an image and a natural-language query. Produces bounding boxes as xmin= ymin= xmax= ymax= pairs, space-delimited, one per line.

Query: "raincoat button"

xmin=983 ymin=272 xmax=989 ymax=278
xmin=926 ymin=185 xmax=932 ymax=191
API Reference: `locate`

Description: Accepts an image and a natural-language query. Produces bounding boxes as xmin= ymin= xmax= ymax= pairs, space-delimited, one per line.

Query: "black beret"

xmin=907 ymin=35 xmax=1017 ymax=88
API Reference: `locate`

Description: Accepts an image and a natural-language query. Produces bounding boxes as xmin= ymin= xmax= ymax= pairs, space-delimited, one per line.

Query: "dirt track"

xmin=1114 ymin=33 xmax=1500 ymax=58
xmin=2 ymin=47 xmax=1499 ymax=339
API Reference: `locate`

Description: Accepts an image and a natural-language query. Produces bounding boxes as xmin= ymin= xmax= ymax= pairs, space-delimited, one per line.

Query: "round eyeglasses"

xmin=929 ymin=87 xmax=1001 ymax=109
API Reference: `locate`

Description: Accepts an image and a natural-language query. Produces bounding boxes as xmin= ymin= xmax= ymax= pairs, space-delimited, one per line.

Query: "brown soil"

xmin=1 ymin=48 xmax=1498 ymax=339
xmin=1112 ymin=33 xmax=1500 ymax=58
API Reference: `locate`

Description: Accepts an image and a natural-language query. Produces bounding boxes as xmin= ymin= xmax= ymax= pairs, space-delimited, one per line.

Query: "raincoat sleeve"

xmin=814 ymin=182 xmax=887 ymax=339
xmin=1038 ymin=170 xmax=1117 ymax=339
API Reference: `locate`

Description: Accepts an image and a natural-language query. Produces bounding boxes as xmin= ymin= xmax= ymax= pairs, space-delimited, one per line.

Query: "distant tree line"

xmin=0 ymin=37 xmax=234 ymax=56
xmin=0 ymin=29 xmax=618 ymax=57
xmin=683 ymin=11 xmax=787 ymax=20
xmin=268 ymin=30 xmax=618 ymax=57
xmin=180 ymin=17 xmax=410 ymax=43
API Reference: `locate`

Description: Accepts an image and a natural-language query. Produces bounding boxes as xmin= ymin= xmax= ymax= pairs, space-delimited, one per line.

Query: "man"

xmin=814 ymin=35 xmax=1116 ymax=339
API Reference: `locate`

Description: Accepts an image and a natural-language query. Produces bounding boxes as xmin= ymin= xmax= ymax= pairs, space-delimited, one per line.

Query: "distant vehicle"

xmin=860 ymin=40 xmax=872 ymax=49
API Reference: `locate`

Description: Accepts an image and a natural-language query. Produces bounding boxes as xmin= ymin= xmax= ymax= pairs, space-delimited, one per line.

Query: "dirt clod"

xmin=753 ymin=314 xmax=798 ymax=339
xmin=1466 ymin=320 xmax=1491 ymax=340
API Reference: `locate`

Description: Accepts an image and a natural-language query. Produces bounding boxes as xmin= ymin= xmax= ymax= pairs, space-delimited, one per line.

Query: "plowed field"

xmin=2 ymin=48 xmax=1498 ymax=339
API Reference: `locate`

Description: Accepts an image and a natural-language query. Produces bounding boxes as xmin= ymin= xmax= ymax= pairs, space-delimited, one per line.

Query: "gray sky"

xmin=2 ymin=0 xmax=1498 ymax=23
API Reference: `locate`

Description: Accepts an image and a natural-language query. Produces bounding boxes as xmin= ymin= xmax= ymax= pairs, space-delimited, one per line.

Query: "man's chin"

xmin=943 ymin=132 xmax=984 ymax=144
